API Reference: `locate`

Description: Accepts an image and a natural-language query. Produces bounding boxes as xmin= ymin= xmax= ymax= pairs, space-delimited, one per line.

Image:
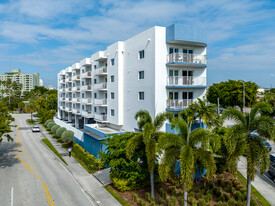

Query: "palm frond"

xmin=170 ymin=118 xmax=188 ymax=142
xmin=250 ymin=102 xmax=272 ymax=123
xmin=153 ymin=112 xmax=171 ymax=131
xmin=135 ymin=110 xmax=152 ymax=130
xmin=126 ymin=133 xmax=143 ymax=160
xmin=222 ymin=108 xmax=247 ymax=126
xmin=158 ymin=133 xmax=183 ymax=151
xmin=252 ymin=116 xmax=275 ymax=139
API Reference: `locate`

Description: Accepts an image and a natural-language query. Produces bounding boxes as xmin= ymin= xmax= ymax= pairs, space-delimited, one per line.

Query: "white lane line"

xmin=11 ymin=187 xmax=13 ymax=206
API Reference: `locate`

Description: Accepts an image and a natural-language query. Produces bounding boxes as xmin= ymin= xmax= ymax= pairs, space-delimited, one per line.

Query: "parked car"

xmin=260 ymin=138 xmax=272 ymax=152
xmin=32 ymin=126 xmax=40 ymax=132
xmin=268 ymin=153 xmax=275 ymax=182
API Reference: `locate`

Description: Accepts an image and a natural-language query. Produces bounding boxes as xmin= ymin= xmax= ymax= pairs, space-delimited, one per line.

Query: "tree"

xmin=126 ymin=110 xmax=172 ymax=198
xmin=56 ymin=127 xmax=66 ymax=138
xmin=207 ymin=80 xmax=258 ymax=111
xmin=24 ymin=100 xmax=36 ymax=121
xmin=222 ymin=102 xmax=274 ymax=206
xmin=5 ymin=78 xmax=12 ymax=106
xmin=194 ymin=98 xmax=217 ymax=128
xmin=0 ymin=102 xmax=14 ymax=144
xmin=99 ymin=133 xmax=150 ymax=191
xmin=61 ymin=130 xmax=74 ymax=145
xmin=158 ymin=117 xmax=218 ymax=206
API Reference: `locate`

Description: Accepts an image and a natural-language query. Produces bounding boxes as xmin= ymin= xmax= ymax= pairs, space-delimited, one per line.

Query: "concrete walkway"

xmin=38 ymin=120 xmax=121 ymax=206
xmin=238 ymin=157 xmax=275 ymax=205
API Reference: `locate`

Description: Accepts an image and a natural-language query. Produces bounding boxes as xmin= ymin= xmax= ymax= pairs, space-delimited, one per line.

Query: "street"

xmin=0 ymin=114 xmax=94 ymax=206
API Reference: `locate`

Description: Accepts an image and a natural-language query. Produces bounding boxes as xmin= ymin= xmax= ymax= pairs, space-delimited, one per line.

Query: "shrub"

xmin=198 ymin=199 xmax=205 ymax=206
xmin=217 ymin=179 xmax=222 ymax=186
xmin=47 ymin=122 xmax=55 ymax=129
xmin=223 ymin=193 xmax=229 ymax=201
xmin=218 ymin=195 xmax=225 ymax=202
xmin=157 ymin=199 xmax=162 ymax=205
xmin=171 ymin=196 xmax=176 ymax=205
xmin=145 ymin=192 xmax=150 ymax=201
xmin=45 ymin=119 xmax=54 ymax=125
xmin=216 ymin=201 xmax=223 ymax=206
xmin=51 ymin=125 xmax=60 ymax=134
xmin=206 ymin=189 xmax=212 ymax=195
xmin=172 ymin=189 xmax=177 ymax=196
xmin=132 ymin=193 xmax=138 ymax=202
xmin=61 ymin=130 xmax=74 ymax=144
xmin=196 ymin=192 xmax=202 ymax=199
xmin=167 ymin=187 xmax=173 ymax=194
xmin=189 ymin=191 xmax=194 ymax=197
xmin=192 ymin=202 xmax=197 ymax=206
xmin=149 ymin=201 xmax=155 ymax=206
xmin=112 ymin=177 xmax=131 ymax=192
xmin=250 ymin=198 xmax=257 ymax=206
xmin=234 ymin=191 xmax=244 ymax=202
xmin=178 ymin=189 xmax=184 ymax=197
xmin=226 ymin=184 xmax=232 ymax=193
xmin=162 ymin=191 xmax=167 ymax=199
xmin=206 ymin=193 xmax=212 ymax=202
xmin=179 ymin=197 xmax=184 ymax=205
xmin=189 ymin=196 xmax=193 ymax=203
xmin=206 ymin=204 xmax=210 ymax=206
xmin=228 ymin=198 xmax=235 ymax=206
xmin=208 ymin=182 xmax=215 ymax=189
xmin=56 ymin=127 xmax=66 ymax=138
xmin=213 ymin=187 xmax=221 ymax=196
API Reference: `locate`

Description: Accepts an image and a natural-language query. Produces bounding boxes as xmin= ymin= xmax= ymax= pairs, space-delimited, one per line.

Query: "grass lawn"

xmin=104 ymin=185 xmax=132 ymax=206
xmin=42 ymin=138 xmax=68 ymax=165
xmin=27 ymin=119 xmax=36 ymax=125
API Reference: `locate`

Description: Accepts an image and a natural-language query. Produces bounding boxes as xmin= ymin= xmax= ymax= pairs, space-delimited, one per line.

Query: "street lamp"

xmin=242 ymin=81 xmax=245 ymax=112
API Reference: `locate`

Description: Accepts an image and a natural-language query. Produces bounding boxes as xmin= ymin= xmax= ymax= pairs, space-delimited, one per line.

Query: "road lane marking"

xmin=11 ymin=187 xmax=13 ymax=206
xmin=44 ymin=183 xmax=55 ymax=206
xmin=42 ymin=183 xmax=52 ymax=206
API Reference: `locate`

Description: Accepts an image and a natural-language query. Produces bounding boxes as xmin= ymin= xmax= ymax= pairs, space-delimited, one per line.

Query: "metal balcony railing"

xmin=167 ymin=53 xmax=206 ymax=64
xmin=94 ymin=98 xmax=107 ymax=106
xmin=167 ymin=76 xmax=206 ymax=86
xmin=167 ymin=99 xmax=194 ymax=110
xmin=72 ymin=109 xmax=81 ymax=114
xmin=82 ymin=98 xmax=92 ymax=104
xmin=94 ymin=82 xmax=107 ymax=90
xmin=94 ymin=66 xmax=107 ymax=75
xmin=81 ymin=71 xmax=92 ymax=78
xmin=94 ymin=114 xmax=107 ymax=121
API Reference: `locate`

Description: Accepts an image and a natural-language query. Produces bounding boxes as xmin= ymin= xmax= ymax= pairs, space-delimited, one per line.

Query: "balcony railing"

xmin=167 ymin=53 xmax=206 ymax=64
xmin=65 ymin=107 xmax=72 ymax=112
xmin=81 ymin=71 xmax=92 ymax=78
xmin=72 ymin=98 xmax=81 ymax=103
xmin=167 ymin=99 xmax=194 ymax=110
xmin=94 ymin=98 xmax=107 ymax=106
xmin=65 ymin=87 xmax=72 ymax=92
xmin=82 ymin=98 xmax=92 ymax=104
xmin=65 ymin=77 xmax=72 ymax=82
xmin=94 ymin=66 xmax=107 ymax=76
xmin=94 ymin=114 xmax=107 ymax=121
xmin=167 ymin=76 xmax=206 ymax=86
xmin=81 ymin=85 xmax=92 ymax=91
xmin=60 ymin=106 xmax=65 ymax=110
xmin=72 ymin=86 xmax=81 ymax=92
xmin=94 ymin=82 xmax=107 ymax=90
xmin=60 ymin=88 xmax=65 ymax=93
xmin=72 ymin=75 xmax=80 ymax=81
xmin=72 ymin=109 xmax=81 ymax=114
xmin=82 ymin=110 xmax=92 ymax=117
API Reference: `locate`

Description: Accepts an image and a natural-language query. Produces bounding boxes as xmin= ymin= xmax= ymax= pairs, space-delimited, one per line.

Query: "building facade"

xmin=57 ymin=24 xmax=207 ymax=157
xmin=0 ymin=69 xmax=40 ymax=92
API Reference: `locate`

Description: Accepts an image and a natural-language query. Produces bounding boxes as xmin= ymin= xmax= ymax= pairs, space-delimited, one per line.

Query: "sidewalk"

xmin=238 ymin=157 xmax=275 ymax=205
xmin=38 ymin=121 xmax=121 ymax=206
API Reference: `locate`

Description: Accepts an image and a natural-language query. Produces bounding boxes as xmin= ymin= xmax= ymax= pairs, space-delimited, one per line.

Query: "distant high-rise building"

xmin=0 ymin=69 xmax=40 ymax=92
xmin=39 ymin=79 xmax=44 ymax=86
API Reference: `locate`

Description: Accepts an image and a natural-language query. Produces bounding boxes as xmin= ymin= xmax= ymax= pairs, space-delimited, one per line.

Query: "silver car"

xmin=32 ymin=126 xmax=40 ymax=132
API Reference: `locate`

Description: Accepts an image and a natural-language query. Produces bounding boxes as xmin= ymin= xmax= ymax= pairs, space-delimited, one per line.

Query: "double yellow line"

xmin=15 ymin=125 xmax=55 ymax=206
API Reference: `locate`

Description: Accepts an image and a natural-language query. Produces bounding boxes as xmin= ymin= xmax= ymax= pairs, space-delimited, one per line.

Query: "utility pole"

xmin=243 ymin=81 xmax=245 ymax=112
xmin=217 ymin=97 xmax=220 ymax=115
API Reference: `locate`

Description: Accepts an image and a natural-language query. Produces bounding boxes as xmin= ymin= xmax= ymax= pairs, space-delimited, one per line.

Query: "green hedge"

xmin=47 ymin=122 xmax=56 ymax=129
xmin=61 ymin=130 xmax=74 ymax=144
xmin=51 ymin=125 xmax=60 ymax=134
xmin=73 ymin=143 xmax=103 ymax=171
xmin=45 ymin=119 xmax=54 ymax=125
xmin=56 ymin=127 xmax=66 ymax=138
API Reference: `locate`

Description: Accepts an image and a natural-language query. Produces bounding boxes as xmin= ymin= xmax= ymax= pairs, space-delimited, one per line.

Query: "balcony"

xmin=94 ymin=82 xmax=107 ymax=91
xmin=72 ymin=75 xmax=80 ymax=81
xmin=167 ymin=53 xmax=206 ymax=66
xmin=59 ymin=88 xmax=65 ymax=93
xmin=68 ymin=97 xmax=72 ymax=102
xmin=94 ymin=66 xmax=107 ymax=76
xmin=94 ymin=114 xmax=107 ymax=122
xmin=167 ymin=76 xmax=206 ymax=88
xmin=72 ymin=86 xmax=81 ymax=92
xmin=60 ymin=79 xmax=65 ymax=84
xmin=60 ymin=97 xmax=65 ymax=102
xmin=94 ymin=98 xmax=107 ymax=106
xmin=65 ymin=107 xmax=72 ymax=112
xmin=60 ymin=106 xmax=65 ymax=110
xmin=72 ymin=109 xmax=81 ymax=115
xmin=82 ymin=110 xmax=92 ymax=117
xmin=65 ymin=77 xmax=72 ymax=82
xmin=65 ymin=87 xmax=72 ymax=92
xmin=81 ymin=85 xmax=92 ymax=91
xmin=72 ymin=98 xmax=81 ymax=103
xmin=81 ymin=71 xmax=92 ymax=79
xmin=82 ymin=98 xmax=92 ymax=104
xmin=166 ymin=99 xmax=194 ymax=111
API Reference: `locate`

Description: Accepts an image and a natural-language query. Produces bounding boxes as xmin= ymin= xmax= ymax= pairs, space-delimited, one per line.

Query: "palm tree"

xmin=158 ymin=117 xmax=218 ymax=206
xmin=222 ymin=102 xmax=274 ymax=206
xmin=195 ymin=98 xmax=217 ymax=128
xmin=126 ymin=110 xmax=172 ymax=199
xmin=18 ymin=83 xmax=23 ymax=98
xmin=25 ymin=100 xmax=37 ymax=121
xmin=5 ymin=78 xmax=12 ymax=105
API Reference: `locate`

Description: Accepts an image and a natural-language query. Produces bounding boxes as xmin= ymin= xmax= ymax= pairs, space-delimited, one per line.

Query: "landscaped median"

xmin=27 ymin=119 xmax=36 ymax=125
xmin=41 ymin=138 xmax=68 ymax=165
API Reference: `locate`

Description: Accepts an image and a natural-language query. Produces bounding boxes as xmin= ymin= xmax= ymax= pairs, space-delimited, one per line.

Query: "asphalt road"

xmin=0 ymin=114 xmax=94 ymax=206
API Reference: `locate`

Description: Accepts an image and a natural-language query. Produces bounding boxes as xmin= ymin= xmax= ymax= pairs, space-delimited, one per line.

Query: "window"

xmin=94 ymin=79 xmax=97 ymax=84
xmin=139 ymin=92 xmax=144 ymax=100
xmin=111 ymin=75 xmax=114 ymax=82
xmin=169 ymin=48 xmax=173 ymax=54
xmin=111 ymin=92 xmax=114 ymax=99
xmin=138 ymin=71 xmax=144 ymax=79
xmin=94 ymin=107 xmax=97 ymax=112
xmin=82 ymin=105 xmax=84 ymax=110
xmin=174 ymin=48 xmax=179 ymax=53
xmin=94 ymin=65 xmax=96 ymax=69
xmin=139 ymin=50 xmax=145 ymax=59
xmin=94 ymin=93 xmax=97 ymax=98
xmin=82 ymin=93 xmax=84 ymax=98
xmin=92 ymin=140 xmax=95 ymax=147
xmin=111 ymin=58 xmax=115 ymax=66
xmin=111 ymin=109 xmax=115 ymax=116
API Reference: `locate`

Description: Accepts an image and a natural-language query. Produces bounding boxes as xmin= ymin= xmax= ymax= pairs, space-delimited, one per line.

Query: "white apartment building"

xmin=57 ymin=24 xmax=207 ymax=157
xmin=0 ymin=69 xmax=40 ymax=92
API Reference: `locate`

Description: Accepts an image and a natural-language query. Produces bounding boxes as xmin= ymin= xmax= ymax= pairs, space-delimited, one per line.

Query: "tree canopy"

xmin=206 ymin=80 xmax=258 ymax=110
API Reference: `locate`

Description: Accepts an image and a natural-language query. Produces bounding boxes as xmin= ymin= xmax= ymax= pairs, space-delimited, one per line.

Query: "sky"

xmin=0 ymin=0 xmax=275 ymax=88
